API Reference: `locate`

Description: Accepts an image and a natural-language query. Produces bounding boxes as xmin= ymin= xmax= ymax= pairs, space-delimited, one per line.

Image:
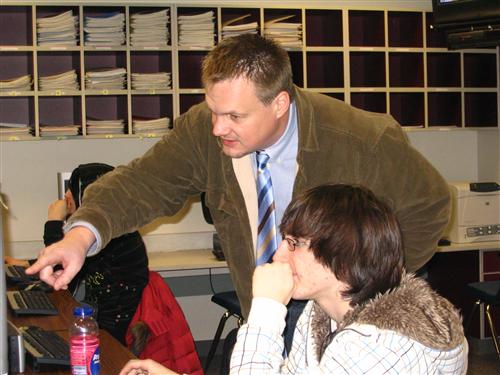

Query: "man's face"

xmin=273 ymin=236 xmax=340 ymax=304
xmin=64 ymin=189 xmax=77 ymax=215
xmin=205 ymin=77 xmax=289 ymax=158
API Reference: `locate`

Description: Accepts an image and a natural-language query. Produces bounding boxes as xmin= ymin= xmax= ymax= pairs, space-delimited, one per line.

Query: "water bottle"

xmin=69 ymin=306 xmax=100 ymax=375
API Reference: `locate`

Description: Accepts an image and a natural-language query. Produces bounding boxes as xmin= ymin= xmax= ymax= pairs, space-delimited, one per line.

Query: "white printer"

xmin=445 ymin=182 xmax=500 ymax=243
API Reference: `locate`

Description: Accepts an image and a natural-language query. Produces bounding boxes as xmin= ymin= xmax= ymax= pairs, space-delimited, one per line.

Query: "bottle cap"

xmin=73 ymin=306 xmax=94 ymax=317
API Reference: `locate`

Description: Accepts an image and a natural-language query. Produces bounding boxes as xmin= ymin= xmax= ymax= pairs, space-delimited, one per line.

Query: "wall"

xmin=0 ymin=137 xmax=215 ymax=258
xmin=1 ymin=128 xmax=498 ymax=259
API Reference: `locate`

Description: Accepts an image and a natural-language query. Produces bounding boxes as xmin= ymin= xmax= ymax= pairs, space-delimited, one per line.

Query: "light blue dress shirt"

xmin=253 ymin=101 xmax=298 ymax=244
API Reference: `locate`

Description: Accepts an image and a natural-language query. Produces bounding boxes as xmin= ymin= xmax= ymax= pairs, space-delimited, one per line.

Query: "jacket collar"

xmin=294 ymin=86 xmax=319 ymax=153
xmin=311 ymin=273 xmax=465 ymax=360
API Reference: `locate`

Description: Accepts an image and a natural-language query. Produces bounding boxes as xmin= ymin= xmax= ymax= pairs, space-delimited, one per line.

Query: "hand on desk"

xmin=4 ymin=255 xmax=30 ymax=267
xmin=119 ymin=359 xmax=179 ymax=375
xmin=25 ymin=227 xmax=95 ymax=290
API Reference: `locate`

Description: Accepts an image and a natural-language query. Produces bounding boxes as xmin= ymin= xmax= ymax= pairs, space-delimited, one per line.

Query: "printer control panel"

xmin=467 ymin=225 xmax=500 ymax=238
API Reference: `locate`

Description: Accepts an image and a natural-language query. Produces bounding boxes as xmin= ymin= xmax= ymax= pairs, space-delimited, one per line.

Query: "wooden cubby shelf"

xmin=0 ymin=2 xmax=498 ymax=141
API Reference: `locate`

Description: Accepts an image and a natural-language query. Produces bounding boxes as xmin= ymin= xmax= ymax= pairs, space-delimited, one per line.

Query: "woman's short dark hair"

xmin=201 ymin=34 xmax=295 ymax=105
xmin=280 ymin=184 xmax=404 ymax=306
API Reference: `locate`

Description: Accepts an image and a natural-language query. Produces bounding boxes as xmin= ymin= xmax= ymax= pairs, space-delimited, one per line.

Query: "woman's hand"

xmin=119 ymin=359 xmax=179 ymax=375
xmin=47 ymin=199 xmax=68 ymax=221
xmin=252 ymin=262 xmax=295 ymax=305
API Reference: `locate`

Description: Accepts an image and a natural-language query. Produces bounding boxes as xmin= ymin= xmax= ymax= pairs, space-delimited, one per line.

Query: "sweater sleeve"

xmin=43 ymin=220 xmax=65 ymax=246
xmin=230 ymin=298 xmax=287 ymax=375
xmin=360 ymin=121 xmax=451 ymax=272
xmin=66 ymin=104 xmax=212 ymax=249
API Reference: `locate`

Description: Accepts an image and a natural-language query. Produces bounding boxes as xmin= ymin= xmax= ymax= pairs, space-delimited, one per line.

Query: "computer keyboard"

xmin=7 ymin=290 xmax=58 ymax=315
xmin=20 ymin=326 xmax=70 ymax=367
xmin=5 ymin=264 xmax=39 ymax=284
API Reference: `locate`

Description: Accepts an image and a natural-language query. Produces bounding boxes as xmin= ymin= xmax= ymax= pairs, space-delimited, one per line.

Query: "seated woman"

xmin=6 ymin=163 xmax=149 ymax=345
xmin=119 ymin=183 xmax=467 ymax=375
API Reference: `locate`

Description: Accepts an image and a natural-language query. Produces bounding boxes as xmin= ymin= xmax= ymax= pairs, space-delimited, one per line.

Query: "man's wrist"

xmin=64 ymin=221 xmax=101 ymax=256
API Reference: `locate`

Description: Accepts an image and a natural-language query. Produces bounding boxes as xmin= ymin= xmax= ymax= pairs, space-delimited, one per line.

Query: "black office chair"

xmin=465 ymin=280 xmax=500 ymax=359
xmin=203 ymin=290 xmax=244 ymax=373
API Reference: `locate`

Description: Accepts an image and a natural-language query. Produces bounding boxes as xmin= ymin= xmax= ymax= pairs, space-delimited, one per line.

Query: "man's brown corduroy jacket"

xmin=69 ymin=87 xmax=451 ymax=318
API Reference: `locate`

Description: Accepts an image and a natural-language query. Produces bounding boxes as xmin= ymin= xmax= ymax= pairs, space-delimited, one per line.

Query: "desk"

xmin=8 ymin=290 xmax=135 ymax=374
xmin=148 ymin=248 xmax=227 ymax=272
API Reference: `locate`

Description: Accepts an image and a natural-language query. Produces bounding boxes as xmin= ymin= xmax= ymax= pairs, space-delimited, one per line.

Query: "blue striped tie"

xmin=256 ymin=151 xmax=278 ymax=265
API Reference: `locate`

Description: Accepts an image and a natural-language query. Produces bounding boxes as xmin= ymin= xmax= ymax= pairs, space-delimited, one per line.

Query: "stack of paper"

xmin=39 ymin=70 xmax=79 ymax=91
xmin=37 ymin=10 xmax=78 ymax=46
xmin=0 ymin=75 xmax=32 ymax=92
xmin=86 ymin=118 xmax=125 ymax=135
xmin=39 ymin=124 xmax=80 ymax=137
xmin=178 ymin=11 xmax=215 ymax=48
xmin=131 ymin=72 xmax=171 ymax=90
xmin=85 ymin=68 xmax=126 ymax=90
xmin=84 ymin=12 xmax=125 ymax=46
xmin=0 ymin=122 xmax=33 ymax=137
xmin=130 ymin=9 xmax=170 ymax=47
xmin=264 ymin=15 xmax=302 ymax=48
xmin=132 ymin=117 xmax=170 ymax=135
xmin=222 ymin=14 xmax=258 ymax=40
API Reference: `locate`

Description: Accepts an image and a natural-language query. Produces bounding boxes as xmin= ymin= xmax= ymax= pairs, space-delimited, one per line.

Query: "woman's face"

xmin=64 ymin=189 xmax=77 ymax=215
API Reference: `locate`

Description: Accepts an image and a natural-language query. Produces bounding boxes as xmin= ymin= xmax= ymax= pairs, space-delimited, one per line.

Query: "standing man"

xmin=27 ymin=34 xmax=450 ymax=339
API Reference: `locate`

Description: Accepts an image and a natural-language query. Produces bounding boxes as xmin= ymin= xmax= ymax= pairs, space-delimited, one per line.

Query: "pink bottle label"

xmin=70 ymin=335 xmax=100 ymax=375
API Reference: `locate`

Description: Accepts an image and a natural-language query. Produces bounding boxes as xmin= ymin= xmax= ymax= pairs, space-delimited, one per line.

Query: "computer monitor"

xmin=1 ymin=193 xmax=8 ymax=374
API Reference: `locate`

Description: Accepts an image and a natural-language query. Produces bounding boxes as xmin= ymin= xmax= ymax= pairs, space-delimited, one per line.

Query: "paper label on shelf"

xmin=0 ymin=46 xmax=20 ymax=51
xmin=8 ymin=91 xmax=20 ymax=96
xmin=105 ymin=134 xmax=114 ymax=138
xmin=101 ymin=90 xmax=109 ymax=95
xmin=50 ymin=46 xmax=67 ymax=51
xmin=54 ymin=90 xmax=64 ymax=96
xmin=394 ymin=48 xmax=410 ymax=52
xmin=148 ymin=89 xmax=156 ymax=95
xmin=359 ymin=47 xmax=375 ymax=51
xmin=8 ymin=136 xmax=20 ymax=141
xmin=143 ymin=46 xmax=160 ymax=50
xmin=95 ymin=46 xmax=111 ymax=50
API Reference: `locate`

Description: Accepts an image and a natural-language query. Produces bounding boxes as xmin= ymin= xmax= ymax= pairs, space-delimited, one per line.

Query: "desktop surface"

xmin=7 ymin=288 xmax=135 ymax=374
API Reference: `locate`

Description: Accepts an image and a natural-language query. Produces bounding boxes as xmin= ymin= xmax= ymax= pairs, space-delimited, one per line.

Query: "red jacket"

xmin=126 ymin=271 xmax=203 ymax=375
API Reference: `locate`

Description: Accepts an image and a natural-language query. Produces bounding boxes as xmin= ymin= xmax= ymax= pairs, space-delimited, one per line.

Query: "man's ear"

xmin=274 ymin=91 xmax=290 ymax=119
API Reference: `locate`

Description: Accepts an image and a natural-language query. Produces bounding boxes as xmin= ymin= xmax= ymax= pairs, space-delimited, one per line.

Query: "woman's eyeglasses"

xmin=283 ymin=236 xmax=310 ymax=252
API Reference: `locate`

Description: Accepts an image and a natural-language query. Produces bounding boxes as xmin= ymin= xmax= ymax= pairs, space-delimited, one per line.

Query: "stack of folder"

xmin=264 ymin=15 xmax=302 ymax=48
xmin=178 ymin=11 xmax=215 ymax=48
xmin=0 ymin=123 xmax=33 ymax=137
xmin=86 ymin=118 xmax=125 ymax=135
xmin=37 ymin=10 xmax=78 ymax=46
xmin=85 ymin=68 xmax=126 ymax=90
xmin=84 ymin=12 xmax=125 ymax=46
xmin=0 ymin=75 xmax=32 ymax=92
xmin=39 ymin=124 xmax=80 ymax=137
xmin=132 ymin=117 xmax=170 ymax=135
xmin=39 ymin=70 xmax=79 ymax=91
xmin=130 ymin=9 xmax=170 ymax=47
xmin=222 ymin=14 xmax=258 ymax=40
xmin=131 ymin=72 xmax=171 ymax=90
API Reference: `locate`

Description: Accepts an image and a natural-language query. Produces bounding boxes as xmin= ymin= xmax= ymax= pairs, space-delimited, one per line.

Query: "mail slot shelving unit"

xmin=0 ymin=1 xmax=498 ymax=141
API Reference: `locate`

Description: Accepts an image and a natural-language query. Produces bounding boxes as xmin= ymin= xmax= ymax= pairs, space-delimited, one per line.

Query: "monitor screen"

xmin=432 ymin=0 xmax=500 ymax=26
